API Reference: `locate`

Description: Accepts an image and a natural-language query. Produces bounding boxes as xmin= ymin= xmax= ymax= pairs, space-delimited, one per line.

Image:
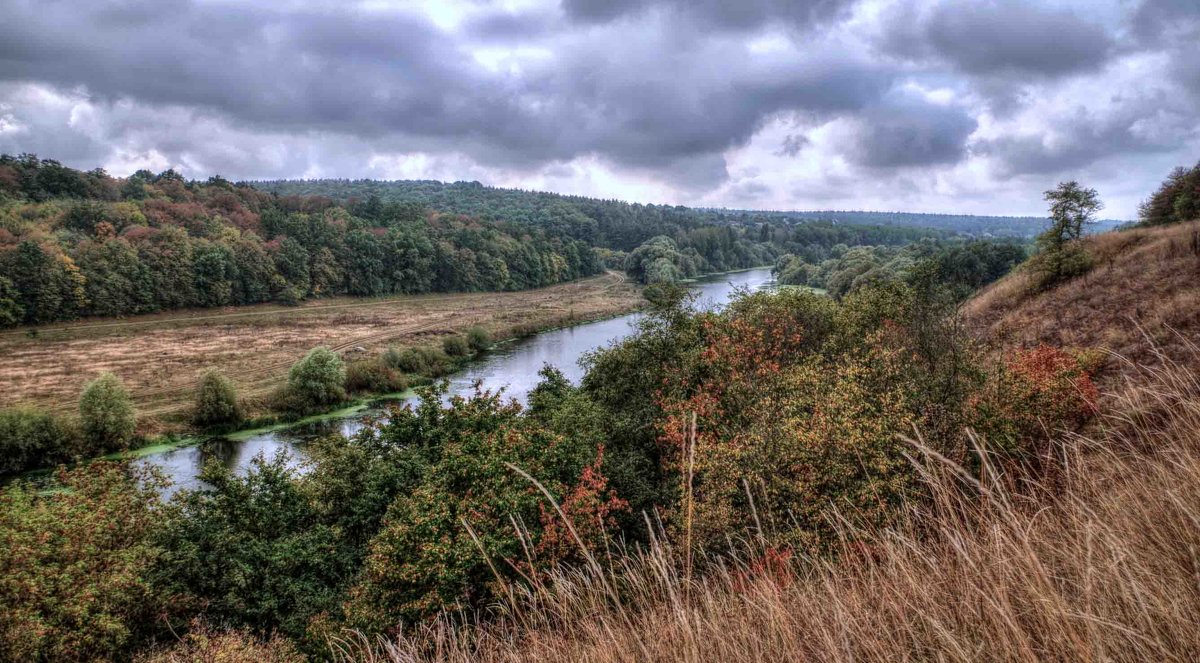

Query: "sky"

xmin=0 ymin=0 xmax=1197 ymax=218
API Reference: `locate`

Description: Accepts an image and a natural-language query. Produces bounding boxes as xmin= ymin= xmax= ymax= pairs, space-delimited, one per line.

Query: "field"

xmin=0 ymin=271 xmax=641 ymax=430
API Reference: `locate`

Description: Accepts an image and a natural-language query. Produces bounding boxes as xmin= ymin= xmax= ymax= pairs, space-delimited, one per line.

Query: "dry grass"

xmin=335 ymin=352 xmax=1200 ymax=663
xmin=963 ymin=220 xmax=1200 ymax=387
xmin=0 ymin=272 xmax=641 ymax=431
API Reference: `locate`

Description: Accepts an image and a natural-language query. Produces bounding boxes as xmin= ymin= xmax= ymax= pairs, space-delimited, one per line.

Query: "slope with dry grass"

xmin=963 ymin=219 xmax=1200 ymax=383
xmin=339 ymin=354 xmax=1200 ymax=663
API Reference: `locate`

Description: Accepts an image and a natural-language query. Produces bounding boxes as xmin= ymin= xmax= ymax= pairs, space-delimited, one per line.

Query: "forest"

xmin=0 ymin=155 xmax=1027 ymax=327
xmin=0 ymin=155 xmax=600 ymax=327
xmin=254 ymin=178 xmax=1126 ymax=239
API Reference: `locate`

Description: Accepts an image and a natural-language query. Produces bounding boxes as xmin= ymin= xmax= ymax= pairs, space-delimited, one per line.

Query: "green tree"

xmin=79 ymin=372 xmax=136 ymax=452
xmin=1033 ymin=181 xmax=1102 ymax=289
xmin=285 ymin=347 xmax=346 ymax=412
xmin=153 ymin=455 xmax=352 ymax=641
xmin=10 ymin=240 xmax=87 ymax=324
xmin=0 ymin=276 xmax=23 ymax=327
xmin=192 ymin=368 xmax=241 ymax=427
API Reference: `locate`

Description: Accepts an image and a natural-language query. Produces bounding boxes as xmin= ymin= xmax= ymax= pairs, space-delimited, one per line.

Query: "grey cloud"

xmin=0 ymin=0 xmax=898 ymax=190
xmin=724 ymin=178 xmax=773 ymax=203
xmin=560 ymin=0 xmax=858 ymax=31
xmin=978 ymin=96 xmax=1198 ymax=176
xmin=777 ymin=134 xmax=811 ymax=157
xmin=880 ymin=0 xmax=1114 ymax=78
xmin=845 ymin=94 xmax=977 ymax=168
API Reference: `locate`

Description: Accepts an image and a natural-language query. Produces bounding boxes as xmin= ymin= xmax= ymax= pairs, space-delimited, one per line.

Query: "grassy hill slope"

xmin=964 ymin=219 xmax=1200 ymax=382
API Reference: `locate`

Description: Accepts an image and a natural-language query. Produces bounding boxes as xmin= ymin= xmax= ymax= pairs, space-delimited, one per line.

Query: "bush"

xmin=0 ymin=462 xmax=164 ymax=661
xmin=345 ymin=360 xmax=408 ymax=394
xmin=442 ymin=334 xmax=470 ymax=357
xmin=283 ymin=347 xmax=346 ymax=413
xmin=389 ymin=346 xmax=450 ymax=377
xmin=192 ymin=368 xmax=241 ymax=427
xmin=0 ymin=407 xmax=78 ymax=474
xmin=79 ymin=372 xmax=136 ymax=453
xmin=466 ymin=326 xmax=491 ymax=352
xmin=153 ymin=455 xmax=352 ymax=642
xmin=381 ymin=345 xmax=405 ymax=370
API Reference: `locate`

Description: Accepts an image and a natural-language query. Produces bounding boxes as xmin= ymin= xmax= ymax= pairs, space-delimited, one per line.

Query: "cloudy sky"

xmin=0 ymin=0 xmax=1197 ymax=218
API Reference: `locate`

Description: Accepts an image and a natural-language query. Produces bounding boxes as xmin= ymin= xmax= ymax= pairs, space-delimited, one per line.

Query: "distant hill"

xmin=250 ymin=179 xmax=1126 ymax=239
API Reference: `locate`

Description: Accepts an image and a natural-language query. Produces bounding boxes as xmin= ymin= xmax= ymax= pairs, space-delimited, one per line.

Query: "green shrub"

xmin=79 ymin=372 xmax=136 ymax=453
xmin=442 ymin=334 xmax=470 ymax=357
xmin=192 ymin=368 xmax=242 ymax=428
xmin=283 ymin=347 xmax=346 ymax=413
xmin=153 ymin=455 xmax=352 ymax=642
xmin=390 ymin=346 xmax=450 ymax=376
xmin=345 ymin=360 xmax=408 ymax=394
xmin=0 ymin=462 xmax=164 ymax=661
xmin=0 ymin=407 xmax=77 ymax=474
xmin=381 ymin=345 xmax=405 ymax=370
xmin=466 ymin=326 xmax=491 ymax=352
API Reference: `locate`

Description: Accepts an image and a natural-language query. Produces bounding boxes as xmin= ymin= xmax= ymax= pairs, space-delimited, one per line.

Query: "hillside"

xmin=253 ymin=178 xmax=1125 ymax=239
xmin=964 ymin=219 xmax=1200 ymax=383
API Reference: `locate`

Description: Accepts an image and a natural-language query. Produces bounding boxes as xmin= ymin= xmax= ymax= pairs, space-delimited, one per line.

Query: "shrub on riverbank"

xmin=345 ymin=360 xmax=408 ymax=394
xmin=467 ymin=326 xmax=491 ymax=352
xmin=79 ymin=372 xmax=136 ymax=453
xmin=192 ymin=368 xmax=242 ymax=428
xmin=278 ymin=347 xmax=346 ymax=414
xmin=387 ymin=346 xmax=451 ymax=377
xmin=442 ymin=334 xmax=470 ymax=357
xmin=0 ymin=407 xmax=78 ymax=474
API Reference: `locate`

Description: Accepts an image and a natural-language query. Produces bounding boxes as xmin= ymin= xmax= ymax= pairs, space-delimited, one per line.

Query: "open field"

xmin=0 ymin=272 xmax=641 ymax=430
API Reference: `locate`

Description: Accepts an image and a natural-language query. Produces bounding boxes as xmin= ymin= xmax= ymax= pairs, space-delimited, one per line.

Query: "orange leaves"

xmin=972 ymin=344 xmax=1099 ymax=458
xmin=536 ymin=446 xmax=629 ymax=566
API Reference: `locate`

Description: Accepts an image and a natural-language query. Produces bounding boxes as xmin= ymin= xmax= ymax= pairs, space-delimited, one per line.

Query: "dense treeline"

xmin=774 ymin=238 xmax=1027 ymax=299
xmin=255 ymin=178 xmax=1125 ymax=239
xmin=1139 ymin=161 xmax=1200 ymax=226
xmin=0 ymin=155 xmax=600 ymax=327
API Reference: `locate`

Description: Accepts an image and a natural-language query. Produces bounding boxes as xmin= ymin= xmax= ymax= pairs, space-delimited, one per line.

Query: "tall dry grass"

xmin=337 ymin=351 xmax=1200 ymax=663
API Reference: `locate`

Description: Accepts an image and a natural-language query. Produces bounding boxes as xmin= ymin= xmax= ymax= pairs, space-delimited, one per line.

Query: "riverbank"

xmin=0 ymin=271 xmax=643 ymax=433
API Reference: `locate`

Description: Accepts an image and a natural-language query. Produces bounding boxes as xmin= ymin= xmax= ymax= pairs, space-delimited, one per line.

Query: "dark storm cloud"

xmin=846 ymin=93 xmax=977 ymax=168
xmin=880 ymin=0 xmax=1113 ymax=78
xmin=560 ymin=0 xmax=858 ymax=30
xmin=0 ymin=0 xmax=902 ymax=188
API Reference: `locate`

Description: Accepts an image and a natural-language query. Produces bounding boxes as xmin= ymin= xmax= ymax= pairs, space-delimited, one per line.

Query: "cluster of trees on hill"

xmin=0 ymin=155 xmax=600 ymax=327
xmin=0 ymin=270 xmax=1099 ymax=659
xmin=774 ymin=238 xmax=1027 ymax=300
xmin=1140 ymin=161 xmax=1200 ymax=227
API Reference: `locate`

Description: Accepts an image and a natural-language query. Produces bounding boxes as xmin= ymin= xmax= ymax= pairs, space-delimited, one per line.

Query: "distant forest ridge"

xmin=251 ymin=178 xmax=1129 ymax=238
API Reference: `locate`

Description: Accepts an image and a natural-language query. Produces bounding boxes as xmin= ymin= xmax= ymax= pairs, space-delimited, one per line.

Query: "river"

xmin=139 ymin=268 xmax=775 ymax=493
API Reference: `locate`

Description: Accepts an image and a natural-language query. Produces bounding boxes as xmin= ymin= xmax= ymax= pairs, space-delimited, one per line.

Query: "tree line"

xmin=0 ymin=155 xmax=600 ymax=327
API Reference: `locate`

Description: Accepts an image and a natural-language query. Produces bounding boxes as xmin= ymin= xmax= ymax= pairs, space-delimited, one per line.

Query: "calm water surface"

xmin=140 ymin=268 xmax=774 ymax=493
